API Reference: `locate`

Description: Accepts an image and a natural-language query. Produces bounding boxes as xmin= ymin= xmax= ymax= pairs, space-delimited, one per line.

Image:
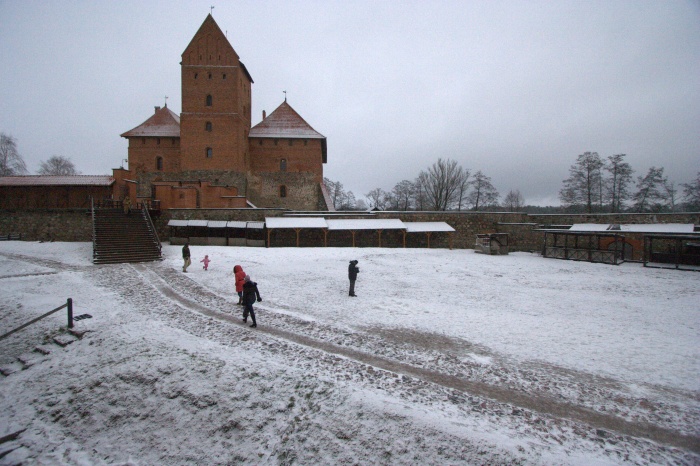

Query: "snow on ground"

xmin=0 ymin=241 xmax=698 ymax=465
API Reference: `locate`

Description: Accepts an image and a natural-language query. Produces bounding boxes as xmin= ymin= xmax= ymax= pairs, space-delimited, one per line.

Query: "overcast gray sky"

xmin=1 ymin=0 xmax=698 ymax=205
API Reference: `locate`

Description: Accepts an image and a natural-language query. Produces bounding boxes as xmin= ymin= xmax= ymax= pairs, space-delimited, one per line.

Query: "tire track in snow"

xmin=132 ymin=263 xmax=700 ymax=454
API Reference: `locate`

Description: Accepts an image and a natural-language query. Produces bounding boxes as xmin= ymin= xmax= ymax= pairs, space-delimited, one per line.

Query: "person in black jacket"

xmin=242 ymin=275 xmax=262 ymax=328
xmin=348 ymin=260 xmax=359 ymax=297
xmin=182 ymin=243 xmax=191 ymax=273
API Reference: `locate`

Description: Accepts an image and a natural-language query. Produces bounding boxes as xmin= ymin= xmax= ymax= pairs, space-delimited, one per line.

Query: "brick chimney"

xmin=262 ymin=110 xmax=266 ymax=120
xmin=154 ymin=106 xmax=161 ymax=113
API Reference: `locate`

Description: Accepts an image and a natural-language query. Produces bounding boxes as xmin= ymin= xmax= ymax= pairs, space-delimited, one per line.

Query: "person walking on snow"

xmin=123 ymin=195 xmax=131 ymax=216
xmin=182 ymin=243 xmax=191 ymax=272
xmin=233 ymin=265 xmax=246 ymax=305
xmin=242 ymin=275 xmax=262 ymax=328
xmin=348 ymin=260 xmax=359 ymax=297
xmin=200 ymin=255 xmax=210 ymax=271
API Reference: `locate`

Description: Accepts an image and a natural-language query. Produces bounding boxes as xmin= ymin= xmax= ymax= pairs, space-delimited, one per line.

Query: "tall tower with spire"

xmin=180 ymin=14 xmax=253 ymax=174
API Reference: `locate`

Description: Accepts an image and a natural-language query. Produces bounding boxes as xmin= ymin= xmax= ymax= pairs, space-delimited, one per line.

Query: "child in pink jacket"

xmin=201 ymin=255 xmax=211 ymax=271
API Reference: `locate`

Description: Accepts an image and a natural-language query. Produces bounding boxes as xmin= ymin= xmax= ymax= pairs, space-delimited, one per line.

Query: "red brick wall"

xmin=127 ymin=137 xmax=181 ymax=174
xmin=249 ymin=137 xmax=324 ymax=183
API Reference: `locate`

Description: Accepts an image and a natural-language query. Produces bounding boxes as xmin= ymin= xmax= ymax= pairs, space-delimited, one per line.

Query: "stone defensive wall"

xmin=1 ymin=208 xmax=697 ymax=251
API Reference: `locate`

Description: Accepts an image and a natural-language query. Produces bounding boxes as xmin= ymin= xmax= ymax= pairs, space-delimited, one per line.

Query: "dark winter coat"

xmin=348 ymin=261 xmax=359 ymax=281
xmin=182 ymin=245 xmax=191 ymax=259
xmin=233 ymin=265 xmax=246 ymax=293
xmin=242 ymin=280 xmax=262 ymax=305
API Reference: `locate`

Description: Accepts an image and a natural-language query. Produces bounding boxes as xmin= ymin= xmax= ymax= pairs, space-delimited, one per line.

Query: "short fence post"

xmin=67 ymin=298 xmax=73 ymax=329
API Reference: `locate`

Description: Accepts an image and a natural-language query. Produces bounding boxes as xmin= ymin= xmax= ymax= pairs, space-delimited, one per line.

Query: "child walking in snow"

xmin=201 ymin=255 xmax=211 ymax=271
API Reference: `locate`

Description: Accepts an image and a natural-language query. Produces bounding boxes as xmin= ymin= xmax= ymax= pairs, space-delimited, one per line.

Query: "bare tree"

xmin=391 ymin=180 xmax=415 ymax=211
xmin=416 ymin=158 xmax=468 ymax=210
xmin=503 ymin=189 xmax=525 ymax=211
xmin=559 ymin=152 xmax=604 ymax=213
xmin=365 ymin=187 xmax=388 ymax=210
xmin=38 ymin=155 xmax=80 ymax=175
xmin=681 ymin=172 xmax=700 ymax=211
xmin=633 ymin=167 xmax=666 ymax=212
xmin=663 ymin=179 xmax=678 ymax=212
xmin=605 ymin=154 xmax=633 ymax=213
xmin=0 ymin=132 xmax=28 ymax=176
xmin=466 ymin=170 xmax=500 ymax=210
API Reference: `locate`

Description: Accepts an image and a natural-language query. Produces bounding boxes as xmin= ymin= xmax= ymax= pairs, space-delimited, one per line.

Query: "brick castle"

xmin=118 ymin=14 xmax=329 ymax=211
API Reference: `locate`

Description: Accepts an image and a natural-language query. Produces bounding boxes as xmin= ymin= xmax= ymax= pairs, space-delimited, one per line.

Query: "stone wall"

xmin=0 ymin=209 xmax=92 ymax=242
xmin=2 ymin=208 xmax=697 ymax=249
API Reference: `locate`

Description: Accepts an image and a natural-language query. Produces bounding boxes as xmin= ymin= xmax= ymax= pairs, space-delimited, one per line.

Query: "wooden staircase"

xmin=92 ymin=207 xmax=162 ymax=264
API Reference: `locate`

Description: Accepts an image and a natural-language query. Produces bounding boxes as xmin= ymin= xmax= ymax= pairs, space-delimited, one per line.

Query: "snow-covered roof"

xmin=167 ymin=220 xmax=188 ymax=227
xmin=188 ymin=220 xmax=208 ymax=227
xmin=227 ymin=221 xmax=247 ymax=229
xmin=121 ymin=106 xmax=180 ymax=138
xmin=207 ymin=221 xmax=228 ymax=228
xmin=568 ymin=223 xmax=695 ymax=234
xmin=0 ymin=175 xmax=114 ymax=186
xmin=265 ymin=217 xmax=328 ymax=229
xmin=247 ymin=222 xmax=265 ymax=229
xmin=249 ymin=101 xmax=325 ymax=139
xmin=326 ymin=219 xmax=406 ymax=230
xmin=403 ymin=222 xmax=455 ymax=233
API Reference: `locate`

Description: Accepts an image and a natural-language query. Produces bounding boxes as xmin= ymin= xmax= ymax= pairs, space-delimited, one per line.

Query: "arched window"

xmin=156 ymin=157 xmax=163 ymax=171
xmin=280 ymin=185 xmax=287 ymax=198
xmin=206 ymin=95 xmax=212 ymax=106
xmin=280 ymin=159 xmax=287 ymax=172
xmin=205 ymin=121 xmax=212 ymax=132
xmin=206 ymin=147 xmax=213 ymax=158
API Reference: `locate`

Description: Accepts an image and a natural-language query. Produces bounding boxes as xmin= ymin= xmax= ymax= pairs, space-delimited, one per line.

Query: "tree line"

xmin=0 ymin=132 xmax=80 ymax=176
xmin=326 ymin=158 xmax=522 ymax=212
xmin=559 ymin=152 xmax=699 ymax=213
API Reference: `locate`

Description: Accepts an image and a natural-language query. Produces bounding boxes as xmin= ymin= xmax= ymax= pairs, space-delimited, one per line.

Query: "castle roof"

xmin=121 ymin=106 xmax=180 ymax=138
xmin=249 ymin=101 xmax=325 ymax=139
xmin=0 ymin=175 xmax=114 ymax=186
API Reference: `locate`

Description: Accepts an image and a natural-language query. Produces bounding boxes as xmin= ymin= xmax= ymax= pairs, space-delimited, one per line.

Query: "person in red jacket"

xmin=233 ymin=265 xmax=246 ymax=305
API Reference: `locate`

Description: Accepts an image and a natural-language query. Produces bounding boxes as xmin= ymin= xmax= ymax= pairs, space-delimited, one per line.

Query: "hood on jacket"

xmin=234 ymin=265 xmax=242 ymax=273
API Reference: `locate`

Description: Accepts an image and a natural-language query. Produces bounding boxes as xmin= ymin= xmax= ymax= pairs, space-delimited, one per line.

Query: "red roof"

xmin=0 ymin=175 xmax=115 ymax=186
xmin=121 ymin=106 xmax=180 ymax=138
xmin=249 ymin=101 xmax=325 ymax=139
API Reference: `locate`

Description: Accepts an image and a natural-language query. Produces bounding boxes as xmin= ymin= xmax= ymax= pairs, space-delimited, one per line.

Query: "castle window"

xmin=156 ymin=138 xmax=161 ymax=145
xmin=223 ymin=73 xmax=226 ymax=80
xmin=288 ymin=139 xmax=293 ymax=146
xmin=206 ymin=95 xmax=212 ymax=106
xmin=258 ymin=139 xmax=263 ymax=145
xmin=205 ymin=121 xmax=212 ymax=132
xmin=194 ymin=73 xmax=198 ymax=79
xmin=172 ymin=138 xmax=176 ymax=145
xmin=280 ymin=185 xmax=287 ymax=198
xmin=274 ymin=139 xmax=279 ymax=145
xmin=156 ymin=157 xmax=163 ymax=171
xmin=206 ymin=147 xmax=213 ymax=158
xmin=280 ymin=159 xmax=287 ymax=172
xmin=304 ymin=139 xmax=308 ymax=146
xmin=208 ymin=72 xmax=212 ymax=79
xmin=141 ymin=138 xmax=146 ymax=145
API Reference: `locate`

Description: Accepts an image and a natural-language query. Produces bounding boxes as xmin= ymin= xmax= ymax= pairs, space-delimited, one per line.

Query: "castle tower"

xmin=180 ymin=14 xmax=253 ymax=174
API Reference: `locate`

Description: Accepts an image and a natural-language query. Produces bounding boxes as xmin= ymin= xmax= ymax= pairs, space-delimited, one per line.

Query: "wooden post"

xmin=426 ymin=232 xmax=432 ymax=248
xmin=351 ymin=231 xmax=356 ymax=248
xmin=323 ymin=229 xmax=328 ymax=247
xmin=67 ymin=298 xmax=73 ymax=329
xmin=377 ymin=230 xmax=383 ymax=247
xmin=402 ymin=231 xmax=406 ymax=248
xmin=267 ymin=229 xmax=272 ymax=248
xmin=295 ymin=228 xmax=301 ymax=247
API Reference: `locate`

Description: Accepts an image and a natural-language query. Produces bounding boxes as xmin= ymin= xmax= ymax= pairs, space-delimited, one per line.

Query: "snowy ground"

xmin=0 ymin=241 xmax=698 ymax=465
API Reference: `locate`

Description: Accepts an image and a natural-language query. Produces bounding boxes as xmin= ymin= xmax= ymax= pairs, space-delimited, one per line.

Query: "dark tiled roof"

xmin=249 ymin=101 xmax=325 ymax=139
xmin=0 ymin=175 xmax=115 ymax=186
xmin=121 ymin=106 xmax=180 ymax=138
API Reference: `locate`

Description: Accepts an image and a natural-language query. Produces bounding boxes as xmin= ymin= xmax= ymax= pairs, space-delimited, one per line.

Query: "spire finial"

xmin=283 ymin=90 xmax=287 ymax=102
xmin=164 ymin=95 xmax=168 ymax=107
xmin=210 ymin=5 xmax=214 ymax=15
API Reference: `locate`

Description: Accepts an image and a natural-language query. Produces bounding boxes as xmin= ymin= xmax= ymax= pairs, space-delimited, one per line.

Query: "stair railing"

xmin=0 ymin=299 xmax=74 ymax=341
xmin=142 ymin=202 xmax=162 ymax=257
